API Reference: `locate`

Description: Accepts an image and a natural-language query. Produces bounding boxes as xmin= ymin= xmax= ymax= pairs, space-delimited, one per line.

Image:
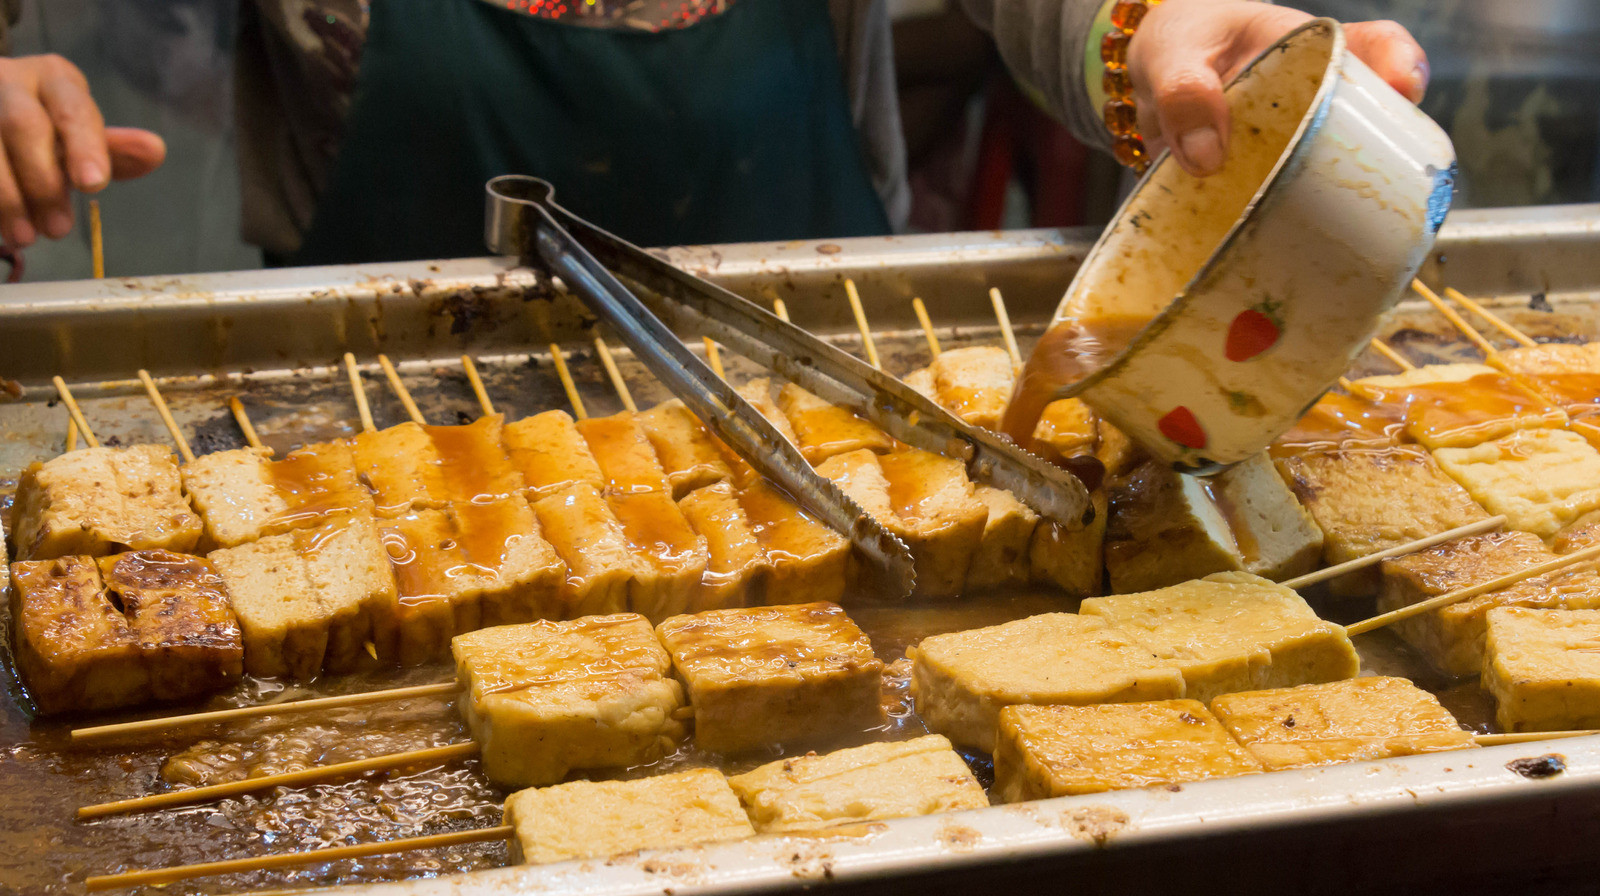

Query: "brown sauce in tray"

xmin=1002 ymin=313 xmax=1151 ymax=449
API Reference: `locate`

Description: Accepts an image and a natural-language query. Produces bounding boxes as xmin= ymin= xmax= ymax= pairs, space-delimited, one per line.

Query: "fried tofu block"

xmin=1269 ymin=390 xmax=1408 ymax=458
xmin=1379 ymin=531 xmax=1600 ymax=677
xmin=1276 ymin=446 xmax=1491 ymax=595
xmin=910 ymin=613 xmax=1185 ymax=752
xmin=209 ymin=534 xmax=328 ymax=679
xmin=609 ymin=490 xmax=710 ymax=622
xmin=503 ymin=410 xmax=605 ymax=499
xmin=1029 ymin=490 xmax=1109 ymax=597
xmin=1032 ymin=398 xmax=1099 ymax=464
xmin=1082 ymin=572 xmax=1359 ymax=703
xmin=729 ymin=734 xmax=988 ymax=833
xmin=578 ymin=412 xmax=673 ymax=496
xmin=1354 ymin=363 xmax=1568 ymax=449
xmin=1484 ymin=607 xmax=1600 ymax=732
xmin=504 ymin=768 xmax=753 ymax=865
xmin=902 ymin=366 xmax=936 ymax=398
xmin=9 ymin=557 xmax=149 ymax=714
xmin=1210 ymin=677 xmax=1474 ymax=770
xmin=1216 ymin=453 xmax=1324 ymax=581
xmin=266 ymin=440 xmax=376 ymax=534
xmin=452 ymin=615 xmax=685 ymax=787
xmin=11 ymin=445 xmax=202 ymax=561
xmin=1433 ymin=429 xmax=1600 ymax=539
xmin=453 ymin=497 xmax=565 ymax=627
xmin=776 ymin=382 xmax=893 ymax=464
xmin=1105 ymin=460 xmax=1241 ymax=593
xmin=1553 ymin=510 xmax=1600 ymax=554
xmin=879 ymin=449 xmax=989 ymax=598
xmin=425 ymin=413 xmax=526 ymax=504
xmin=993 ymin=700 xmax=1261 ymax=802
xmin=1496 ymin=342 xmax=1600 ymax=414
xmin=297 ymin=513 xmax=398 ymax=671
xmin=656 ymin=602 xmax=884 ymax=754
xmin=351 ymin=422 xmax=447 ymax=516
xmin=639 ymin=400 xmax=735 ymax=499
xmin=382 ymin=509 xmax=476 ymax=665
xmin=531 ymin=483 xmax=645 ymax=618
xmin=1095 ymin=416 xmax=1143 ymax=477
xmin=929 ymin=345 xmax=1014 ymax=430
xmin=182 ymin=446 xmax=287 ymax=549
xmin=737 ymin=482 xmax=851 ymax=605
xmin=679 ymin=482 xmax=769 ymax=610
xmin=737 ymin=378 xmax=801 ymax=446
xmin=966 ymin=486 xmax=1039 ymax=590
xmin=98 ymin=550 xmax=243 ymax=701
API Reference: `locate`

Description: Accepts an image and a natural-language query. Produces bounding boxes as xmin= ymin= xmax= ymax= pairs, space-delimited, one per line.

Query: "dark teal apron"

xmin=293 ymin=0 xmax=891 ymax=265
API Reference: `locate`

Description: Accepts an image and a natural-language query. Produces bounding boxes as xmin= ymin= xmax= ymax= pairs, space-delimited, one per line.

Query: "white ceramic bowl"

xmin=1038 ymin=18 xmax=1456 ymax=474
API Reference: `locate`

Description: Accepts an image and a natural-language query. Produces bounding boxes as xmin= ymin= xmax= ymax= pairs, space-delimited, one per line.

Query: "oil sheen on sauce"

xmin=1268 ymin=391 xmax=1407 ymax=458
xmin=1001 ymin=313 xmax=1152 ymax=449
xmin=1363 ymin=373 xmax=1564 ymax=447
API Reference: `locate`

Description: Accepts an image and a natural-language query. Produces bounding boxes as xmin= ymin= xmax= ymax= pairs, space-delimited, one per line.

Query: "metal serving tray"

xmin=4 ymin=204 xmax=1600 ymax=895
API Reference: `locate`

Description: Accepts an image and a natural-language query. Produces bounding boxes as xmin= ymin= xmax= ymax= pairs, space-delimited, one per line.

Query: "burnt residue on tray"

xmin=1506 ymin=754 xmax=1566 ymax=779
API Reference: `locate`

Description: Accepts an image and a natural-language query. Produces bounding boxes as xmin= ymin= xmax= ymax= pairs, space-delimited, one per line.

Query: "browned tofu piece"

xmin=181 ymin=446 xmax=287 ymax=549
xmin=776 ymin=382 xmax=893 ymax=464
xmin=426 ymin=414 xmax=527 ymax=504
xmin=351 ymin=422 xmax=447 ymax=516
xmin=1269 ymin=390 xmax=1408 ymax=458
xmin=11 ymin=445 xmax=202 ymax=561
xmin=1378 ymin=531 xmax=1600 ymax=677
xmin=1105 ymin=460 xmax=1240 ymax=592
xmin=1032 ymin=398 xmax=1098 ymax=464
xmin=966 ymin=485 xmax=1040 ymax=590
xmin=609 ymin=490 xmax=710 ymax=622
xmin=879 ymin=449 xmax=990 ymax=598
xmin=1094 ymin=417 xmax=1144 ymax=477
xmin=1497 ymin=342 xmax=1600 ymax=414
xmin=1276 ymin=446 xmax=1490 ymax=595
xmin=639 ymin=400 xmax=735 ymax=498
xmin=531 ymin=482 xmax=645 ymax=618
xmin=1484 ymin=606 xmax=1600 ymax=732
xmin=503 ymin=410 xmax=605 ymax=499
xmin=737 ymin=378 xmax=801 ymax=445
xmin=737 ymin=482 xmax=851 ymax=605
xmin=902 ymin=366 xmax=936 ymax=399
xmin=1352 ymin=364 xmax=1568 ymax=450
xmin=266 ymin=439 xmax=376 ymax=535
xmin=209 ymin=534 xmax=328 ymax=679
xmin=98 ymin=550 xmax=243 ymax=701
xmin=452 ymin=497 xmax=566 ymax=627
xmin=383 ymin=508 xmax=477 ymax=666
xmin=1554 ymin=509 xmax=1600 ymax=554
xmin=993 ymin=701 xmax=1261 ymax=802
xmin=679 ymin=481 xmax=770 ymax=610
xmin=9 ymin=557 xmax=149 ymax=714
xmin=577 ymin=411 xmax=673 ymax=496
xmin=656 ymin=602 xmax=884 ymax=754
xmin=1029 ymin=490 xmax=1109 ymax=598
xmin=929 ymin=345 xmax=1015 ymax=430
xmin=1210 ymin=677 xmax=1474 ymax=770
xmin=296 ymin=513 xmax=400 ymax=670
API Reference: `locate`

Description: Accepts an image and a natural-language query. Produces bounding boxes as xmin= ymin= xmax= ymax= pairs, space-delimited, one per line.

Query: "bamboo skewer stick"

xmin=1413 ymin=280 xmax=1501 ymax=360
xmin=1473 ymin=729 xmax=1599 ymax=747
xmin=65 ymin=420 xmax=78 ymax=452
xmin=136 ymin=370 xmax=194 ymax=464
xmin=593 ymin=338 xmax=636 ymax=412
xmin=989 ymin=288 xmax=1023 ymax=371
xmin=1369 ymin=338 xmax=1414 ymax=371
xmin=229 ymin=396 xmax=269 ymax=453
xmin=344 ymin=353 xmax=377 ymax=434
xmin=77 ymin=741 xmax=480 ymax=820
xmin=89 ymin=198 xmax=104 ymax=280
xmin=702 ymin=336 xmax=725 ymax=380
xmin=550 ymin=343 xmax=587 ymax=420
xmin=379 ymin=354 xmax=427 ymax=425
xmin=1446 ymin=287 xmax=1538 ymax=347
xmin=70 ymin=681 xmax=462 ymax=744
xmin=911 ymin=297 xmax=941 ymax=358
xmin=53 ymin=376 xmax=99 ymax=448
xmin=843 ymin=279 xmax=881 ymax=370
xmin=1280 ymin=516 xmax=1507 ymax=590
xmin=772 ymin=297 xmax=790 ymax=323
xmin=1346 ymin=543 xmax=1600 ymax=637
xmin=461 ymin=355 xmax=496 ymax=416
xmin=84 ymin=825 xmax=514 ymax=892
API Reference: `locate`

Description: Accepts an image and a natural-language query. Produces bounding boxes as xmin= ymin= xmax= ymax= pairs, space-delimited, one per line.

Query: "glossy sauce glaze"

xmin=1362 ymin=373 xmax=1566 ymax=448
xmin=1268 ymin=391 xmax=1409 ymax=458
xmin=1001 ymin=313 xmax=1151 ymax=450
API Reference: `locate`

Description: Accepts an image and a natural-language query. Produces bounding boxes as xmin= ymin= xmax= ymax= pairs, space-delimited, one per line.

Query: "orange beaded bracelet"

xmin=1099 ymin=0 xmax=1162 ymax=171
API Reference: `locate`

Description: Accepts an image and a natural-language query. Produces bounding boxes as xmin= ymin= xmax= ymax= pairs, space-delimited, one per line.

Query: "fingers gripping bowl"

xmin=1004 ymin=19 xmax=1457 ymax=474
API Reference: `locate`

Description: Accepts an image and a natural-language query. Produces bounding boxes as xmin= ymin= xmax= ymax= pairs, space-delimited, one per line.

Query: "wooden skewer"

xmin=1474 ymin=729 xmax=1600 ymax=747
xmin=77 ymin=741 xmax=480 ymax=820
xmin=911 ymin=297 xmax=941 ymax=358
xmin=1413 ymin=279 xmax=1501 ymax=360
xmin=89 ymin=198 xmax=104 ymax=279
xmin=702 ymin=336 xmax=726 ymax=380
xmin=593 ymin=337 xmax=636 ymax=412
xmin=1368 ymin=338 xmax=1414 ymax=371
xmin=1337 ymin=376 xmax=1357 ymax=392
xmin=461 ymin=355 xmax=496 ymax=416
xmin=1346 ymin=543 xmax=1600 ymax=636
xmin=843 ymin=279 xmax=881 ymax=370
xmin=1446 ymin=287 xmax=1538 ymax=348
xmin=228 ymin=396 xmax=269 ymax=454
xmin=379 ymin=354 xmax=427 ymax=425
xmin=70 ymin=681 xmax=462 ymax=744
xmin=136 ymin=369 xmax=194 ymax=463
xmin=53 ymin=375 xmax=99 ymax=448
xmin=989 ymin=287 xmax=1023 ymax=371
xmin=85 ymin=824 xmax=513 ymax=892
xmin=1281 ymin=515 xmax=1507 ymax=590
xmin=65 ymin=420 xmax=78 ymax=452
xmin=550 ymin=343 xmax=587 ymax=420
xmin=343 ymin=353 xmax=377 ymax=434
xmin=772 ymin=297 xmax=790 ymax=323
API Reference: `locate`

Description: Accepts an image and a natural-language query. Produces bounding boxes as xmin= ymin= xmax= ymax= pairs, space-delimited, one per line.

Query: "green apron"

xmin=293 ymin=0 xmax=891 ymax=265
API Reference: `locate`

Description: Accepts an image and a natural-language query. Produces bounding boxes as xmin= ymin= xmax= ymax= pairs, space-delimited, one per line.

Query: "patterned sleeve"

xmin=957 ymin=0 xmax=1110 ymax=152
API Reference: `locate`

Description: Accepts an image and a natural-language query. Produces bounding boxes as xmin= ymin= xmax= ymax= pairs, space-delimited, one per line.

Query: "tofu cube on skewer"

xmin=1494 ymin=342 xmax=1600 ymax=416
xmin=656 ymin=602 xmax=884 ymax=754
xmin=609 ymin=490 xmax=710 ymax=622
xmin=9 ymin=556 xmax=151 ymax=714
xmin=1433 ymin=428 xmax=1600 ymax=540
xmin=351 ymin=422 xmax=447 ymax=517
xmin=11 ymin=445 xmax=202 ymax=561
xmin=1269 ymin=390 xmax=1408 ymax=457
xmin=453 ymin=615 xmax=686 ymax=788
xmin=530 ymin=482 xmax=645 ymax=619
xmin=729 ymin=734 xmax=988 ymax=833
xmin=966 ymin=485 xmax=1040 ymax=590
xmin=503 ymin=410 xmax=606 ymax=500
xmin=910 ymin=613 xmax=1185 ymax=752
xmin=775 ymin=382 xmax=893 ymax=464
xmin=678 ymin=481 xmax=771 ymax=610
xmin=1032 ymin=398 xmax=1099 ymax=466
xmin=454 ymin=497 xmax=566 ymax=627
xmin=503 ymin=768 xmax=753 ymax=865
xmin=736 ymin=482 xmax=851 ymax=606
xmin=992 ymin=700 xmax=1262 ymax=802
xmin=577 ymin=412 xmax=675 ymax=496
xmin=1210 ymin=677 xmax=1475 ymax=771
xmin=736 ymin=378 xmax=801 ymax=446
xmin=1028 ymin=491 xmax=1109 ymax=597
xmin=298 ymin=513 xmax=400 ymax=671
xmin=926 ymin=345 xmax=1014 ymax=431
xmin=209 ymin=534 xmax=329 ymax=679
xmin=262 ymin=440 xmax=376 ymax=533
xmin=425 ymin=413 xmax=527 ymax=504
xmin=184 ymin=441 xmax=376 ymax=550
xmin=1351 ymin=363 xmax=1568 ymax=450
xmin=639 ymin=400 xmax=736 ymax=498
xmin=1484 ymin=606 xmax=1600 ymax=732
xmin=383 ymin=508 xmax=476 ymax=665
xmin=98 ymin=550 xmax=244 ymax=702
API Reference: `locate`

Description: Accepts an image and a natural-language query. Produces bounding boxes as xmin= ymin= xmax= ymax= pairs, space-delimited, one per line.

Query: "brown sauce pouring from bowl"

xmin=1000 ymin=312 xmax=1152 ymax=450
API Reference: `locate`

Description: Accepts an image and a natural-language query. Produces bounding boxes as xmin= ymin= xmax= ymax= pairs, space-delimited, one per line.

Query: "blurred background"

xmin=11 ymin=0 xmax=1600 ymax=280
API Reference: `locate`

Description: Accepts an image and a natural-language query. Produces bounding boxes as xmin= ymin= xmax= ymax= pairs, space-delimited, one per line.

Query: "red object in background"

xmin=967 ymin=75 xmax=1091 ymax=230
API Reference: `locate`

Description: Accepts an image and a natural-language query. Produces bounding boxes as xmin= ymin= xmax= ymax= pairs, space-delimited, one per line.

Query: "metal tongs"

xmin=484 ymin=175 xmax=1091 ymax=600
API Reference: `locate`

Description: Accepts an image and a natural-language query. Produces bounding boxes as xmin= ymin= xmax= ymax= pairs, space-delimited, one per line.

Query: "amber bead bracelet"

xmin=1101 ymin=0 xmax=1162 ymax=171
